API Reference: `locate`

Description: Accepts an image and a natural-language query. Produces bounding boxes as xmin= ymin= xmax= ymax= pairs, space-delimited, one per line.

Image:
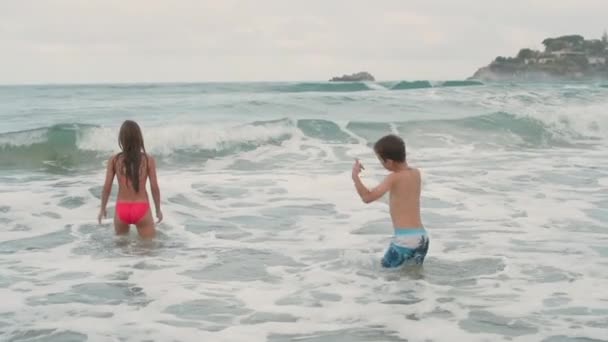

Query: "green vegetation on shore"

xmin=471 ymin=33 xmax=608 ymax=81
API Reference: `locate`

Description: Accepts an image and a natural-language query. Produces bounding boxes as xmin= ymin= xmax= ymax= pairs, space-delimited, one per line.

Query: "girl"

xmin=98 ymin=120 xmax=162 ymax=239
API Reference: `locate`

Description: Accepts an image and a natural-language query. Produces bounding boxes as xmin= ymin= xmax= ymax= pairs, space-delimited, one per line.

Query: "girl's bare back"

xmin=112 ymin=154 xmax=156 ymax=238
xmin=114 ymin=154 xmax=150 ymax=202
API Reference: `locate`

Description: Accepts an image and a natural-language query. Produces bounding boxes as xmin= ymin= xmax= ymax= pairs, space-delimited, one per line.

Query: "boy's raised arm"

xmin=352 ymin=160 xmax=393 ymax=204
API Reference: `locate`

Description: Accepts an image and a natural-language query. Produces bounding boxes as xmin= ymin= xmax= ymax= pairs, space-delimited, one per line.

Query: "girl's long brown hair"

xmin=117 ymin=120 xmax=147 ymax=192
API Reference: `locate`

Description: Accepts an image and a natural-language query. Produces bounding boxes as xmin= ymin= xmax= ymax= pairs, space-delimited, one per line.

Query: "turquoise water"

xmin=1 ymin=81 xmax=607 ymax=341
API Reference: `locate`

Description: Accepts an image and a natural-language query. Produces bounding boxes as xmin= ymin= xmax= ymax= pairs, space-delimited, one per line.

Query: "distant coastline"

xmin=470 ymin=33 xmax=608 ymax=81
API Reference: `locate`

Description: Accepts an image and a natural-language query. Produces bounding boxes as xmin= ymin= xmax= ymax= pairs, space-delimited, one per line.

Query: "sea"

xmin=0 ymin=80 xmax=607 ymax=342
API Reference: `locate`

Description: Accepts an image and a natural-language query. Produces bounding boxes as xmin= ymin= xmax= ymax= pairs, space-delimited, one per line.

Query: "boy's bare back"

xmin=388 ymin=167 xmax=422 ymax=228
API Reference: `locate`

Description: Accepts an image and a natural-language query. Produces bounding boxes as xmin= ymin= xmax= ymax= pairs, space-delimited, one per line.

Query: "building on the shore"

xmin=518 ymin=33 xmax=608 ymax=66
xmin=537 ymin=57 xmax=555 ymax=64
xmin=588 ymin=56 xmax=607 ymax=65
xmin=472 ymin=32 xmax=608 ymax=80
xmin=552 ymin=49 xmax=584 ymax=58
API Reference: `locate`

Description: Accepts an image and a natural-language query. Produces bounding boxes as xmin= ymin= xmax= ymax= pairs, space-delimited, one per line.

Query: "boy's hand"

xmin=352 ymin=159 xmax=364 ymax=179
xmin=97 ymin=208 xmax=107 ymax=224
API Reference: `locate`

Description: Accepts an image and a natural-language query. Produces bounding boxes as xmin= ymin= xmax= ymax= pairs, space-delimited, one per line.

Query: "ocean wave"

xmin=400 ymin=112 xmax=584 ymax=147
xmin=389 ymin=80 xmax=483 ymax=91
xmin=272 ymin=82 xmax=373 ymax=93
xmin=0 ymin=121 xmax=296 ymax=171
xmin=391 ymin=81 xmax=433 ymax=90
xmin=1 ymin=110 xmax=603 ymax=172
xmin=440 ymin=80 xmax=484 ymax=87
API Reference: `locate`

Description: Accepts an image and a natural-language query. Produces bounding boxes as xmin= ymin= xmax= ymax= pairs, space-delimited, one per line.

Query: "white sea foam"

xmin=77 ymin=121 xmax=297 ymax=155
xmin=1 ymin=83 xmax=607 ymax=341
xmin=0 ymin=128 xmax=47 ymax=147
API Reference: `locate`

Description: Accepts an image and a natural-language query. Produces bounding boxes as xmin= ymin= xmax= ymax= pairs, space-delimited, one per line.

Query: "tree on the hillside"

xmin=557 ymin=35 xmax=585 ymax=44
xmin=584 ymin=40 xmax=605 ymax=55
xmin=517 ymin=48 xmax=536 ymax=60
xmin=543 ymin=38 xmax=567 ymax=52
xmin=543 ymin=35 xmax=585 ymax=52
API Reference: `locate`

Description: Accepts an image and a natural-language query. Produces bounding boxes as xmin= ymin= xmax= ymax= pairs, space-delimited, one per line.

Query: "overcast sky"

xmin=1 ymin=0 xmax=607 ymax=84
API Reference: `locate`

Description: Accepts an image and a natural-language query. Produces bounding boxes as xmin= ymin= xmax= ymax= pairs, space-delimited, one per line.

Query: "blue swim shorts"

xmin=381 ymin=228 xmax=430 ymax=268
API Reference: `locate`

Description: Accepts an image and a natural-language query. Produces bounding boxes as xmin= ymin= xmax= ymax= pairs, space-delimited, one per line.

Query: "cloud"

xmin=1 ymin=0 xmax=607 ymax=83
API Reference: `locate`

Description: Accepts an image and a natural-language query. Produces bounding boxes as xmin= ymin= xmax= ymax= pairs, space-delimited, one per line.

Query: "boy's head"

xmin=374 ymin=134 xmax=406 ymax=170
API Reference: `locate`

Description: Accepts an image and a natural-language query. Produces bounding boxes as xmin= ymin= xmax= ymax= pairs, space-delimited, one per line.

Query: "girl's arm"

xmin=148 ymin=156 xmax=162 ymax=223
xmin=98 ymin=155 xmax=116 ymax=223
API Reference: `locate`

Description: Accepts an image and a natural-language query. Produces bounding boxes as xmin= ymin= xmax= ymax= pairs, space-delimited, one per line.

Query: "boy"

xmin=352 ymin=134 xmax=429 ymax=268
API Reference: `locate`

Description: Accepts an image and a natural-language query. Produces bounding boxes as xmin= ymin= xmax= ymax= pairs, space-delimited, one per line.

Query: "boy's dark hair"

xmin=374 ymin=134 xmax=406 ymax=162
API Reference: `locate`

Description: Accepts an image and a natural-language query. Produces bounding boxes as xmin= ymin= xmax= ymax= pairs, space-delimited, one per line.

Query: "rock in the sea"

xmin=329 ymin=72 xmax=375 ymax=82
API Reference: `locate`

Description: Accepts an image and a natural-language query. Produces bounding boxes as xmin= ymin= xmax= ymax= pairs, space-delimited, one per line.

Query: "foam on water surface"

xmin=0 ymin=83 xmax=607 ymax=341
